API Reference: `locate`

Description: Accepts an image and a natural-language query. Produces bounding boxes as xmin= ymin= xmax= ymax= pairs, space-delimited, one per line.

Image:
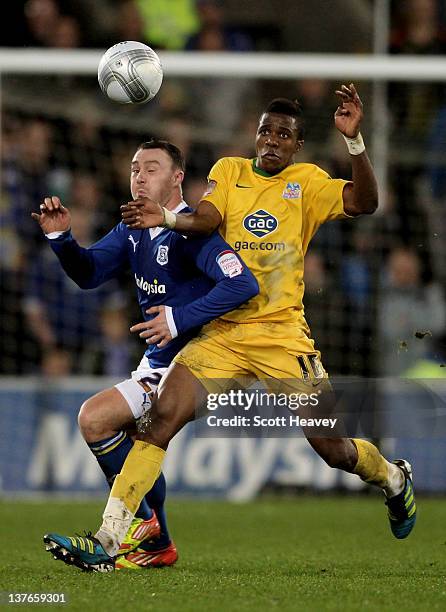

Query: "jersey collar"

xmin=252 ymin=158 xmax=298 ymax=179
xmin=252 ymin=158 xmax=274 ymax=177
xmin=149 ymin=201 xmax=188 ymax=240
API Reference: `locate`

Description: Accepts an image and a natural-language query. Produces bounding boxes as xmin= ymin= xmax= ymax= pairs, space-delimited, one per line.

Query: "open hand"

xmin=31 ymin=196 xmax=71 ymax=234
xmin=130 ymin=305 xmax=173 ymax=348
xmin=121 ymin=197 xmax=164 ymax=229
xmin=334 ymin=83 xmax=363 ymax=138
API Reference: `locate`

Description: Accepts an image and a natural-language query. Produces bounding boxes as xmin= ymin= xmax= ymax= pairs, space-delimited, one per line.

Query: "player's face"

xmin=255 ymin=113 xmax=303 ymax=174
xmin=130 ymin=148 xmax=183 ymax=205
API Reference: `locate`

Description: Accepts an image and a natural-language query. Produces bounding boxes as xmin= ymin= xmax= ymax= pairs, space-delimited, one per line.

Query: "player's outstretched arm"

xmin=31 ymin=196 xmax=71 ymax=234
xmin=32 ymin=196 xmax=128 ymax=289
xmin=121 ymin=198 xmax=222 ymax=236
xmin=334 ymin=83 xmax=378 ymax=216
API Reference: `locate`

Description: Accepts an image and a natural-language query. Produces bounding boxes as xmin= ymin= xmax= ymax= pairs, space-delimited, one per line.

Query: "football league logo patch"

xmin=156 ymin=245 xmax=169 ymax=265
xmin=282 ymin=182 xmax=301 ymax=200
xmin=216 ymin=250 xmax=243 ymax=278
xmin=243 ymin=209 xmax=278 ymax=238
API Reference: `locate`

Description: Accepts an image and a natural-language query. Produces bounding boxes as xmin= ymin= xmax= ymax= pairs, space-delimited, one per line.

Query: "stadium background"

xmin=1 ymin=0 xmax=446 ymax=499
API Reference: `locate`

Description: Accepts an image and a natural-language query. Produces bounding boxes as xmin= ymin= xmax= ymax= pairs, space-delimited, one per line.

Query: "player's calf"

xmin=307 ymin=437 xmax=358 ymax=472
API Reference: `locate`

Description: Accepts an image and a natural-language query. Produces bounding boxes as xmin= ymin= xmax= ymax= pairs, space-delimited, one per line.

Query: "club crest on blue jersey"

xmin=282 ymin=182 xmax=301 ymax=200
xmin=243 ymin=209 xmax=278 ymax=238
xmin=156 ymin=245 xmax=169 ymax=265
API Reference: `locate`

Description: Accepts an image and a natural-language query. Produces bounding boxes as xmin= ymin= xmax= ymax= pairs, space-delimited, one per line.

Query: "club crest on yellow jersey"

xmin=282 ymin=182 xmax=302 ymax=200
xmin=243 ymin=209 xmax=278 ymax=238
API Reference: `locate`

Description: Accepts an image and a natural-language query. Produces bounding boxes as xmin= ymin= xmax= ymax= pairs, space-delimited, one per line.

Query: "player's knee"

xmin=151 ymin=405 xmax=178 ymax=447
xmin=139 ymin=397 xmax=185 ymax=448
xmin=78 ymin=397 xmax=106 ymax=441
xmin=78 ymin=399 xmax=93 ymax=439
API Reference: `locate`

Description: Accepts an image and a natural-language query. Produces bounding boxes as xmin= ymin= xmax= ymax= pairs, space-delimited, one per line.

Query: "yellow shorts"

xmin=174 ymin=319 xmax=328 ymax=394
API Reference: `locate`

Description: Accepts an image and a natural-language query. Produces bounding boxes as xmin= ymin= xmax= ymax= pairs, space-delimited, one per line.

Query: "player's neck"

xmin=164 ymin=192 xmax=183 ymax=211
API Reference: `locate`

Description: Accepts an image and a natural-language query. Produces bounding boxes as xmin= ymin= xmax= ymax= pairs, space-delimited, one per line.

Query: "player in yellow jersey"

xmin=45 ymin=84 xmax=416 ymax=571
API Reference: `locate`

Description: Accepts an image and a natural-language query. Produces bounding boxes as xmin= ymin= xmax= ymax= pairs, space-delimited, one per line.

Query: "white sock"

xmin=383 ymin=461 xmax=405 ymax=498
xmin=95 ymin=497 xmax=134 ymax=557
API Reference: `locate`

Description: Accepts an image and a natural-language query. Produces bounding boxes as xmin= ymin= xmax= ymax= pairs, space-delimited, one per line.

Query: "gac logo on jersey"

xmin=156 ymin=245 xmax=169 ymax=265
xmin=282 ymin=182 xmax=301 ymax=200
xmin=135 ymin=274 xmax=166 ymax=295
xmin=243 ymin=209 xmax=278 ymax=238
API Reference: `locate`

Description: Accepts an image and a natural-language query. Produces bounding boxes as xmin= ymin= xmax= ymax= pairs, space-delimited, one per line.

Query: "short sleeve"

xmin=304 ymin=166 xmax=352 ymax=225
xmin=200 ymin=157 xmax=233 ymax=219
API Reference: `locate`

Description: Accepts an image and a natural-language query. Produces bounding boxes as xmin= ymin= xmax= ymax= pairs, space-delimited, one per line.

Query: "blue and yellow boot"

xmin=43 ymin=532 xmax=114 ymax=572
xmin=385 ymin=459 xmax=417 ymax=539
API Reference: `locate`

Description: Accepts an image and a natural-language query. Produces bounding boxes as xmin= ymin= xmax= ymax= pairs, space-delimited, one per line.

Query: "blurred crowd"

xmin=1 ymin=0 xmax=446 ymax=378
xmin=5 ymin=0 xmax=375 ymax=52
xmin=6 ymin=0 xmax=267 ymax=51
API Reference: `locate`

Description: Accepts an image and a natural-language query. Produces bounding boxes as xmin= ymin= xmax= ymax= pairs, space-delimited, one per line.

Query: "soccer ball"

xmin=98 ymin=41 xmax=163 ymax=105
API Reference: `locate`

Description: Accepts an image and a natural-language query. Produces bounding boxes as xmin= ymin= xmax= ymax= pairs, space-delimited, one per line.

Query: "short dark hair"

xmin=137 ymin=139 xmax=185 ymax=172
xmin=263 ymin=98 xmax=305 ymax=139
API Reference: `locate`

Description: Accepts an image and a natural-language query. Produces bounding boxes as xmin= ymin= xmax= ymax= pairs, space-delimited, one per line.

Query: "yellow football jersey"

xmin=203 ymin=157 xmax=351 ymax=324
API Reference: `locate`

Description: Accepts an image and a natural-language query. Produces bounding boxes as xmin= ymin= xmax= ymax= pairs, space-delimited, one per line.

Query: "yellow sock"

xmin=352 ymin=438 xmax=389 ymax=488
xmin=110 ymin=440 xmax=165 ymax=514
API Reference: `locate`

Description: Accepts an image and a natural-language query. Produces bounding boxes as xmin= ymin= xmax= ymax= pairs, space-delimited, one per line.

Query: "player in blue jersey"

xmin=34 ymin=139 xmax=258 ymax=571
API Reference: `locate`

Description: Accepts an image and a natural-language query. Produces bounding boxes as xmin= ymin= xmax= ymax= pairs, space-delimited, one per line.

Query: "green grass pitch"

xmin=1 ymin=496 xmax=445 ymax=611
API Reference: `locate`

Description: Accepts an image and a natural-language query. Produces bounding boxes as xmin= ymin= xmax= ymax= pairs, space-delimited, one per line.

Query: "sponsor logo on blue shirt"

xmin=135 ymin=274 xmax=166 ymax=295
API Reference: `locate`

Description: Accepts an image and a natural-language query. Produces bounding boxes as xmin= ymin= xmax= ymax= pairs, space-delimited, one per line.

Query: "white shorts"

xmin=114 ymin=355 xmax=167 ymax=420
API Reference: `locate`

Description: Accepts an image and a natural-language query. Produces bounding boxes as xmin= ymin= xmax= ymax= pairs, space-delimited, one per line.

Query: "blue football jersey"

xmin=48 ymin=203 xmax=258 ymax=367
